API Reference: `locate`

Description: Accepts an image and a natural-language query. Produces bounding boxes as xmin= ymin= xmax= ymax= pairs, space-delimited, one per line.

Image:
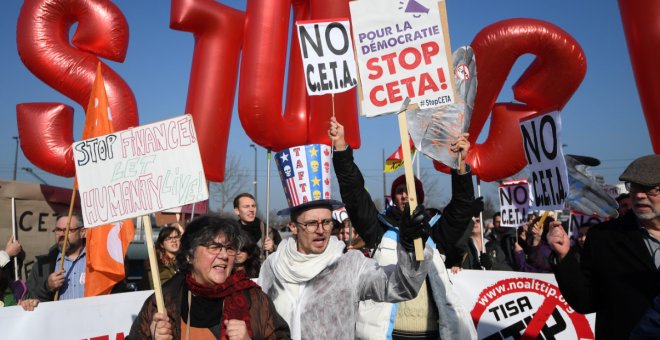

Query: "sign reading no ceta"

xmin=498 ymin=180 xmax=530 ymax=228
xmin=453 ymin=270 xmax=595 ymax=339
xmin=73 ymin=114 xmax=209 ymax=228
xmin=350 ymin=0 xmax=454 ymax=117
xmin=520 ymin=111 xmax=569 ymax=211
xmin=296 ymin=19 xmax=357 ymax=96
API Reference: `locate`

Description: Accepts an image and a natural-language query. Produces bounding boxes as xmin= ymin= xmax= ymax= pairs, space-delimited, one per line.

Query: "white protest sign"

xmin=520 ymin=111 xmax=569 ymax=211
xmin=452 ymin=270 xmax=596 ymax=339
xmin=498 ymin=180 xmax=530 ymax=227
xmin=350 ymin=0 xmax=454 ymax=117
xmin=0 ymin=290 xmax=151 ymax=339
xmin=296 ymin=19 xmax=357 ymax=96
xmin=569 ymin=210 xmax=607 ymax=229
xmin=73 ymin=115 xmax=209 ymax=228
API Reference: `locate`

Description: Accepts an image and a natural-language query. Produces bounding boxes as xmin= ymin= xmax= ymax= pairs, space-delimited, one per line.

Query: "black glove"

xmin=471 ymin=197 xmax=484 ymax=217
xmin=398 ymin=204 xmax=431 ymax=252
xmin=479 ymin=252 xmax=493 ymax=270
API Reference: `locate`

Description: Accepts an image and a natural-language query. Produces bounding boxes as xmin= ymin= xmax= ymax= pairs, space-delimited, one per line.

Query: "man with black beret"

xmin=548 ymin=154 xmax=660 ymax=339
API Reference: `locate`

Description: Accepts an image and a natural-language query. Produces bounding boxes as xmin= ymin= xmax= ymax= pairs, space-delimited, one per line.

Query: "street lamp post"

xmin=21 ymin=167 xmax=48 ymax=185
xmin=12 ymin=136 xmax=19 ymax=180
xmin=250 ymin=144 xmax=257 ymax=203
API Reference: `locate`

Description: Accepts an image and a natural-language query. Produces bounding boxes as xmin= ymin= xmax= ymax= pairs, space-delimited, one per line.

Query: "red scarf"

xmin=185 ymin=271 xmax=259 ymax=338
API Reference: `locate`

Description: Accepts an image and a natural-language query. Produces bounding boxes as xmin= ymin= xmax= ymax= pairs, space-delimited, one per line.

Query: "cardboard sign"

xmin=0 ymin=290 xmax=151 ymax=339
xmin=350 ymin=0 xmax=454 ymax=117
xmin=569 ymin=211 xmax=606 ymax=229
xmin=498 ymin=180 xmax=530 ymax=227
xmin=0 ymin=180 xmax=82 ymax=278
xmin=296 ymin=19 xmax=357 ymax=96
xmin=453 ymin=270 xmax=595 ymax=339
xmin=520 ymin=112 xmax=569 ymax=211
xmin=407 ymin=46 xmax=476 ymax=168
xmin=73 ymin=115 xmax=209 ymax=228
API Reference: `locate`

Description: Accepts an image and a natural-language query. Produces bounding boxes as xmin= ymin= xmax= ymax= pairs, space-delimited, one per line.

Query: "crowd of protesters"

xmin=1 ymin=136 xmax=659 ymax=339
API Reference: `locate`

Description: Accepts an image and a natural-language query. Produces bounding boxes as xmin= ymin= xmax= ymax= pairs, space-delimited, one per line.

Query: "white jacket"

xmin=355 ymin=227 xmax=477 ymax=340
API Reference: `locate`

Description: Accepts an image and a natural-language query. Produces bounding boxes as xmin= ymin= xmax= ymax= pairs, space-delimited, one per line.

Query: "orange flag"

xmin=81 ymin=63 xmax=135 ymax=297
xmin=384 ymin=138 xmax=416 ymax=173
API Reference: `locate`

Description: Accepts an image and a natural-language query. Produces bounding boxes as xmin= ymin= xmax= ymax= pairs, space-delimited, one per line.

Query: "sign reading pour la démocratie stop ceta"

xmin=73 ymin=115 xmax=208 ymax=228
xmin=350 ymin=0 xmax=454 ymax=117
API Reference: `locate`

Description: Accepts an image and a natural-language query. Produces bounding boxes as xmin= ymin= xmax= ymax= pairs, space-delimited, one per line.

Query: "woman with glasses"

xmin=128 ymin=215 xmax=290 ymax=340
xmin=139 ymin=226 xmax=181 ymax=290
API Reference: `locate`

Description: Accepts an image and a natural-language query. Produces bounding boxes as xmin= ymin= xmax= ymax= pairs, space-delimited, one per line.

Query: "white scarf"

xmin=269 ymin=236 xmax=345 ymax=339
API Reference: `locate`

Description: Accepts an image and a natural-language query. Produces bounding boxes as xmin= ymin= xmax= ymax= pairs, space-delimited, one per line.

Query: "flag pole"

xmin=143 ymin=215 xmax=165 ymax=313
xmin=54 ymin=187 xmax=77 ymax=301
xmin=11 ymin=197 xmax=19 ymax=280
xmin=477 ymin=178 xmax=484 ymax=253
xmin=265 ymin=150 xmax=272 ymax=258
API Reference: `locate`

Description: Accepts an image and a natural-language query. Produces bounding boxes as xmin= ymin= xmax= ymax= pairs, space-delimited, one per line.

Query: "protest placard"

xmin=569 ymin=210 xmax=607 ymax=229
xmin=453 ymin=270 xmax=595 ymax=339
xmin=0 ymin=290 xmax=151 ymax=339
xmin=520 ymin=111 xmax=569 ymax=211
xmin=296 ymin=19 xmax=357 ymax=96
xmin=73 ymin=115 xmax=209 ymax=228
xmin=406 ymin=46 xmax=476 ymax=169
xmin=350 ymin=0 xmax=454 ymax=117
xmin=498 ymin=180 xmax=530 ymax=227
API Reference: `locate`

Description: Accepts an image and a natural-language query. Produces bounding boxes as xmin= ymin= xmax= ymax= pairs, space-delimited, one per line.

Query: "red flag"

xmin=384 ymin=138 xmax=416 ymax=173
xmin=81 ymin=63 xmax=135 ymax=297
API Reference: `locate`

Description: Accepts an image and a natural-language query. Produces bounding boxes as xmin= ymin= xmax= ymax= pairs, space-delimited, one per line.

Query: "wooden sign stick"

xmin=143 ymin=215 xmax=165 ymax=313
xmin=397 ymin=98 xmax=424 ymax=261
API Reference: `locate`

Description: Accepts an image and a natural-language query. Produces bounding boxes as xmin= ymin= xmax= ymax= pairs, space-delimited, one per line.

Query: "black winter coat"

xmin=553 ymin=212 xmax=660 ymax=339
xmin=332 ymin=147 xmax=475 ymax=263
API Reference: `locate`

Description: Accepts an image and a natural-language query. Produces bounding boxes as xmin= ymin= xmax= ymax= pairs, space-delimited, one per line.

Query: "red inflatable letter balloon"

xmin=434 ymin=19 xmax=586 ymax=181
xmin=238 ymin=0 xmax=360 ymax=152
xmin=16 ymin=0 xmax=138 ymax=177
xmin=618 ymin=0 xmax=660 ymax=153
xmin=170 ymin=0 xmax=245 ymax=182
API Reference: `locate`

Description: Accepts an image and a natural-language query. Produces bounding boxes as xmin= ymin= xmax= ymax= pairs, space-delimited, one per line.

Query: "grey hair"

xmin=175 ymin=215 xmax=241 ymax=273
xmin=55 ymin=212 xmax=84 ymax=228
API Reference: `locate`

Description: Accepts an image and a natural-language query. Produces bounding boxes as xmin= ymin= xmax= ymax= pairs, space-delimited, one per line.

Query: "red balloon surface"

xmin=238 ymin=0 xmax=360 ymax=152
xmin=618 ymin=0 xmax=660 ymax=153
xmin=434 ymin=19 xmax=586 ymax=181
xmin=16 ymin=0 xmax=138 ymax=177
xmin=170 ymin=0 xmax=245 ymax=182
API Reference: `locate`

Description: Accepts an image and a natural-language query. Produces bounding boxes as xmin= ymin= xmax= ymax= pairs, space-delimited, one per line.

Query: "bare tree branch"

xmin=209 ymin=154 xmax=250 ymax=213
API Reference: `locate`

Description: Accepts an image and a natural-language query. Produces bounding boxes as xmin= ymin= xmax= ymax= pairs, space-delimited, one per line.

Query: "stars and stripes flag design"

xmin=275 ymin=144 xmax=333 ymax=209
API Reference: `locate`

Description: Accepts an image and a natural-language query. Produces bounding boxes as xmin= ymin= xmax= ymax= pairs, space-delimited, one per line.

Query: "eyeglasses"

xmin=52 ymin=227 xmax=83 ymax=234
xmin=294 ymin=219 xmax=334 ymax=232
xmin=165 ymin=236 xmax=180 ymax=242
xmin=625 ymin=182 xmax=660 ymax=197
xmin=202 ymin=242 xmax=237 ymax=256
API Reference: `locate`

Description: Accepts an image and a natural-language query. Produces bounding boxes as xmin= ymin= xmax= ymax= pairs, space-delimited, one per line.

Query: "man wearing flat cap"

xmin=547 ymin=154 xmax=660 ymax=339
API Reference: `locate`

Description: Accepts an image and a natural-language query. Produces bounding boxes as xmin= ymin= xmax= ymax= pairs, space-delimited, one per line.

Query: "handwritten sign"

xmin=350 ymin=0 xmax=454 ymax=117
xmin=499 ymin=180 xmax=530 ymax=227
xmin=296 ymin=19 xmax=357 ymax=96
xmin=73 ymin=115 xmax=209 ymax=228
xmin=520 ymin=111 xmax=568 ymax=211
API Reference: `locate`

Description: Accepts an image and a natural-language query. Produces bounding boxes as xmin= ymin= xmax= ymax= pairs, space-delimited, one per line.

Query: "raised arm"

xmin=330 ymin=117 xmax=385 ymax=247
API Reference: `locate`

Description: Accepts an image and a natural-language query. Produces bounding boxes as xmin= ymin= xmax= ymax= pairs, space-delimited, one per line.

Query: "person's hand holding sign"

xmin=329 ymin=117 xmax=347 ymax=152
xmin=546 ymin=221 xmax=570 ymax=261
xmin=450 ymin=132 xmax=470 ymax=174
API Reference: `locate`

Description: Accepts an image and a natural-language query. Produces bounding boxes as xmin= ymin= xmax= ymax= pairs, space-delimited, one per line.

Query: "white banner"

xmin=453 ymin=270 xmax=595 ymax=339
xmin=498 ymin=180 xmax=530 ymax=227
xmin=350 ymin=0 xmax=454 ymax=117
xmin=520 ymin=111 xmax=569 ymax=211
xmin=296 ymin=19 xmax=357 ymax=96
xmin=0 ymin=290 xmax=151 ymax=339
xmin=73 ymin=115 xmax=209 ymax=228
